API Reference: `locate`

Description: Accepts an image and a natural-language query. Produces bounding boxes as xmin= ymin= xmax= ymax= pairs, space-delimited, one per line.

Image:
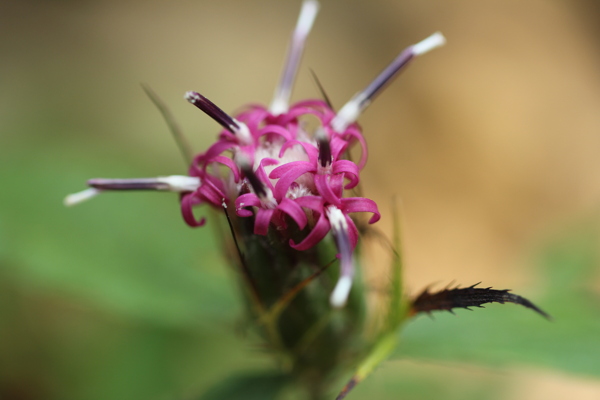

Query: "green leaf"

xmin=392 ymin=223 xmax=600 ymax=377
xmin=197 ymin=371 xmax=290 ymax=400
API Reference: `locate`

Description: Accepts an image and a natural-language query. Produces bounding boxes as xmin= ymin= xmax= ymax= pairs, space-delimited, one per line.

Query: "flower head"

xmin=65 ymin=0 xmax=444 ymax=308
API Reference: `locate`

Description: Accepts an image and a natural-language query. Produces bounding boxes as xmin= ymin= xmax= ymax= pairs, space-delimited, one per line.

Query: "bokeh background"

xmin=1 ymin=0 xmax=600 ymax=399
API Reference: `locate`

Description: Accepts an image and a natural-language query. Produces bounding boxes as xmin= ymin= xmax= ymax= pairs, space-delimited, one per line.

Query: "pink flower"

xmin=65 ymin=0 xmax=445 ymax=308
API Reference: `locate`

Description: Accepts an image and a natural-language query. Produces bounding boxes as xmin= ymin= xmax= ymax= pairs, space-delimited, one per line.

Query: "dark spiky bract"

xmin=410 ymin=283 xmax=551 ymax=319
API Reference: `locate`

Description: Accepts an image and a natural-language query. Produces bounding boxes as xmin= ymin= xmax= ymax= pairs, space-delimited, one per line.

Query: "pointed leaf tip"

xmin=410 ymin=283 xmax=551 ymax=320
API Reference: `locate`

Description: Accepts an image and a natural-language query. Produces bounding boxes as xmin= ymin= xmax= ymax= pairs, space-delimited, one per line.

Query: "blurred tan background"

xmin=2 ymin=0 xmax=600 ymax=399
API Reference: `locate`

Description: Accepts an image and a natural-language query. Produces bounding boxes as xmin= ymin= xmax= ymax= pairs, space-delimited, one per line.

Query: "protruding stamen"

xmin=185 ymin=91 xmax=253 ymax=145
xmin=270 ymin=0 xmax=320 ymax=115
xmin=327 ymin=206 xmax=354 ymax=308
xmin=331 ymin=31 xmax=446 ymax=133
xmin=64 ymin=188 xmax=102 ymax=207
xmin=65 ymin=176 xmax=201 ymax=207
xmin=411 ymin=31 xmax=446 ymax=56
xmin=87 ymin=176 xmax=200 ymax=192
xmin=316 ymin=128 xmax=332 ymax=169
xmin=330 ymin=275 xmax=353 ymax=309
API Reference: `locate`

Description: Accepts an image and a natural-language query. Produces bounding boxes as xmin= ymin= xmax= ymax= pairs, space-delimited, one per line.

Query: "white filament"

xmin=64 ymin=188 xmax=102 ymax=207
xmin=63 ymin=175 xmax=201 ymax=207
xmin=331 ymin=31 xmax=446 ymax=133
xmin=411 ymin=31 xmax=446 ymax=55
xmin=270 ymin=0 xmax=321 ymax=115
xmin=330 ymin=275 xmax=353 ymax=308
xmin=156 ymin=175 xmax=201 ymax=192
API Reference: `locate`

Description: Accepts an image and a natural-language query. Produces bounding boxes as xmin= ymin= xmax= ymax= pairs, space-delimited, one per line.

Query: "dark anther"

xmin=185 ymin=91 xmax=239 ymax=133
xmin=88 ymin=178 xmax=169 ymax=191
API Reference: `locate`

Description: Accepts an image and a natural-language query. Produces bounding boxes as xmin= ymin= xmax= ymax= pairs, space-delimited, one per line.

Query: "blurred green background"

xmin=2 ymin=0 xmax=600 ymax=399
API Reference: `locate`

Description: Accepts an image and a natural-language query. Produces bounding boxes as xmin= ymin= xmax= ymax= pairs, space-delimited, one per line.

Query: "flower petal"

xmin=278 ymin=139 xmax=318 ymax=163
xmin=314 ymin=174 xmax=342 ymax=206
xmin=254 ymin=208 xmax=275 ymax=235
xmin=272 ymin=162 xmax=315 ymax=201
xmin=345 ymin=215 xmax=359 ymax=250
xmin=255 ymin=158 xmax=279 ymax=191
xmin=289 ymin=210 xmax=330 ymax=250
xmin=332 ymin=160 xmax=359 ymax=189
xmin=278 ymin=198 xmax=308 ymax=230
xmin=257 ymin=125 xmax=293 ymax=141
xmin=269 ymin=160 xmax=312 ymax=179
xmin=341 ymin=197 xmax=381 ymax=223
xmin=180 ymin=193 xmax=206 ymax=227
xmin=341 ymin=125 xmax=368 ymax=170
xmin=212 ymin=155 xmax=241 ymax=182
xmin=235 ymin=193 xmax=261 ymax=217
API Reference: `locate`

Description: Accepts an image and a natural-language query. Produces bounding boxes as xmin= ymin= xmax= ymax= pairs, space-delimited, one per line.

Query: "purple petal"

xmin=272 ymin=163 xmax=315 ymax=201
xmin=332 ymin=160 xmax=359 ymax=189
xmin=249 ymin=158 xmax=279 ymax=193
xmin=278 ymin=198 xmax=308 ymax=230
xmin=314 ymin=174 xmax=342 ymax=206
xmin=294 ymin=195 xmax=325 ymax=211
xmin=212 ymin=155 xmax=241 ymax=182
xmin=197 ymin=140 xmax=237 ymax=165
xmin=257 ymin=125 xmax=294 ymax=141
xmin=341 ymin=125 xmax=368 ymax=170
xmin=341 ymin=197 xmax=381 ymax=224
xmin=278 ymin=140 xmax=318 ymax=163
xmin=180 ymin=193 xmax=206 ymax=227
xmin=345 ymin=215 xmax=359 ymax=250
xmin=269 ymin=160 xmax=311 ymax=179
xmin=254 ymin=208 xmax=275 ymax=235
xmin=235 ymin=105 xmax=270 ymax=131
xmin=196 ymin=178 xmax=225 ymax=206
xmin=290 ymin=210 xmax=330 ymax=250
xmin=235 ymin=193 xmax=261 ymax=217
xmin=329 ymin=135 xmax=349 ymax=160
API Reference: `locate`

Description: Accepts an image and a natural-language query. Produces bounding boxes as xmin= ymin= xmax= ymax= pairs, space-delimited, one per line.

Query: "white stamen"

xmin=330 ymin=275 xmax=353 ymax=308
xmin=331 ymin=31 xmax=446 ymax=133
xmin=232 ymin=119 xmax=253 ymax=145
xmin=156 ymin=175 xmax=201 ymax=192
xmin=326 ymin=205 xmax=348 ymax=232
xmin=411 ymin=31 xmax=446 ymax=56
xmin=297 ymin=0 xmax=320 ymax=37
xmin=327 ymin=206 xmax=354 ymax=308
xmin=64 ymin=175 xmax=200 ymax=207
xmin=330 ymin=95 xmax=365 ymax=133
xmin=64 ymin=188 xmax=102 ymax=207
xmin=270 ymin=0 xmax=320 ymax=115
